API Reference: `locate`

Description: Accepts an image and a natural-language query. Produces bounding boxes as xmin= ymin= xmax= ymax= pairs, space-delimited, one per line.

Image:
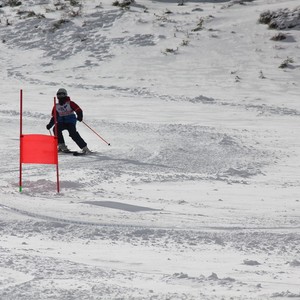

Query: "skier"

xmin=46 ymin=88 xmax=91 ymax=154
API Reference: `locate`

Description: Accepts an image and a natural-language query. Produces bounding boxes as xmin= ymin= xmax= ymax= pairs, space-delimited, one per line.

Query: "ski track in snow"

xmin=0 ymin=202 xmax=299 ymax=300
xmin=0 ymin=0 xmax=300 ymax=299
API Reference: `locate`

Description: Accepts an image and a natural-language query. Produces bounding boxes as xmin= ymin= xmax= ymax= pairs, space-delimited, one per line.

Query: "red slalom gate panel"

xmin=20 ymin=134 xmax=58 ymax=165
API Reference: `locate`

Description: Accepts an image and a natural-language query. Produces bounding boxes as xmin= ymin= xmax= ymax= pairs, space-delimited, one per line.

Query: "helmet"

xmin=56 ymin=88 xmax=68 ymax=97
xmin=56 ymin=88 xmax=68 ymax=103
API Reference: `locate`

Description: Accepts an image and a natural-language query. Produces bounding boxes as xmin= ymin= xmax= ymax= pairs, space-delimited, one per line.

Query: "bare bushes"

xmin=259 ymin=6 xmax=300 ymax=29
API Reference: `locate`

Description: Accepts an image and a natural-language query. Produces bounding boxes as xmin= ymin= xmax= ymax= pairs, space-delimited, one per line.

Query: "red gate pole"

xmin=19 ymin=89 xmax=23 ymax=192
xmin=54 ymin=97 xmax=60 ymax=193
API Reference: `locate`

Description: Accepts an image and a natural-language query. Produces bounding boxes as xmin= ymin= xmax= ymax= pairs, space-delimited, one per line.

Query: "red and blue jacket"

xmin=48 ymin=97 xmax=83 ymax=127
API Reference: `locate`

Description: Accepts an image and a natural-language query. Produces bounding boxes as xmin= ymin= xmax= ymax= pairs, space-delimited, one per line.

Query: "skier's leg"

xmin=67 ymin=123 xmax=87 ymax=149
xmin=54 ymin=123 xmax=65 ymax=145
xmin=54 ymin=123 xmax=70 ymax=151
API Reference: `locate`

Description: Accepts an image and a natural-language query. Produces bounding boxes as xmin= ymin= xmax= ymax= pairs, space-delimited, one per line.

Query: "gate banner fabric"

xmin=20 ymin=134 xmax=58 ymax=164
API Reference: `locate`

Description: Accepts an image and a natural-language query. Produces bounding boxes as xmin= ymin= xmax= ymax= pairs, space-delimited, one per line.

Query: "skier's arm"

xmin=46 ymin=117 xmax=54 ymax=130
xmin=46 ymin=106 xmax=57 ymax=129
xmin=70 ymin=101 xmax=83 ymax=122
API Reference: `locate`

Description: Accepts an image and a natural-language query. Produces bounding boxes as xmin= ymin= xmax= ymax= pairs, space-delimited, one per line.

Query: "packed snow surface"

xmin=0 ymin=0 xmax=299 ymax=299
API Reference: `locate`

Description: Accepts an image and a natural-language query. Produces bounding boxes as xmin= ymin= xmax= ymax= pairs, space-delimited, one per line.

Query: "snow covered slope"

xmin=0 ymin=0 xmax=299 ymax=299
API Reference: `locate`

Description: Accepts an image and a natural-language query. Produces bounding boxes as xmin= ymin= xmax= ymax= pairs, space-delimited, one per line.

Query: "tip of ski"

xmin=73 ymin=151 xmax=96 ymax=156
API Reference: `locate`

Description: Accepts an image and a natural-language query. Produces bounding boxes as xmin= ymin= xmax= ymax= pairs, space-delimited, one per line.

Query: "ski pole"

xmin=82 ymin=121 xmax=111 ymax=146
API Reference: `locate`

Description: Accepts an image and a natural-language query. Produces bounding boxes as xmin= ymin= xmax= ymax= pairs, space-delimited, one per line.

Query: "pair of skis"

xmin=59 ymin=150 xmax=94 ymax=156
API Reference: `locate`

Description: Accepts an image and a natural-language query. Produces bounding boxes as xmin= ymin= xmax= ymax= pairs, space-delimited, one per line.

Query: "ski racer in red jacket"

xmin=46 ymin=88 xmax=90 ymax=153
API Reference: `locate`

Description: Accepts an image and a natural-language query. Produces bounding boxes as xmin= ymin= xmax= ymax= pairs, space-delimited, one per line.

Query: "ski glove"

xmin=46 ymin=123 xmax=52 ymax=130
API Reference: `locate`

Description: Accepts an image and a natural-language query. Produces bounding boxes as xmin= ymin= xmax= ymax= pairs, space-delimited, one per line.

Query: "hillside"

xmin=0 ymin=0 xmax=300 ymax=299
